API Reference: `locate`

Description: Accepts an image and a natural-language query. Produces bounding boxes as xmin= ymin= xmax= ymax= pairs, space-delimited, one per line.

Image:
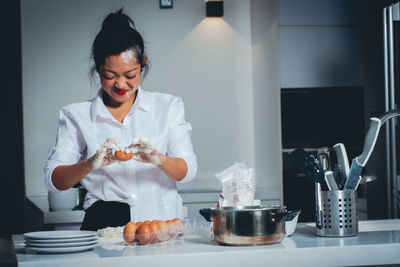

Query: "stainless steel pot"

xmin=199 ymin=206 xmax=300 ymax=246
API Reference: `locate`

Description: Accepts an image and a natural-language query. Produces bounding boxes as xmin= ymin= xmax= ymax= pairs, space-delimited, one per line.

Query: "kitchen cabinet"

xmin=279 ymin=0 xmax=360 ymax=26
xmin=279 ymin=27 xmax=363 ymax=88
xmin=12 ymin=219 xmax=400 ymax=267
xmin=278 ymin=0 xmax=364 ymax=88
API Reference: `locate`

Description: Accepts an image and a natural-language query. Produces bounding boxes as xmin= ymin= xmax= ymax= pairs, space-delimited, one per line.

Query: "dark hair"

xmin=91 ymin=8 xmax=149 ymax=78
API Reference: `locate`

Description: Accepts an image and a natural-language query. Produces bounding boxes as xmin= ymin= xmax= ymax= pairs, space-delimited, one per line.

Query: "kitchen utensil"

xmin=25 ymin=236 xmax=98 ymax=243
xmin=25 ymin=243 xmax=97 ymax=253
xmin=358 ymin=174 xmax=379 ymax=199
xmin=199 ymin=206 xmax=300 ymax=245
xmin=285 ymin=211 xmax=300 ymax=237
xmin=332 ymin=143 xmax=350 ymax=189
xmin=344 ymin=118 xmax=381 ymax=190
xmin=315 ymin=189 xmax=358 ymax=237
xmin=359 ymin=174 xmax=378 ymax=184
xmin=332 ymin=164 xmax=342 ymax=186
xmin=319 ymin=147 xmax=340 ymax=186
xmin=24 ymin=230 xmax=97 ymax=240
xmin=265 ymin=205 xmax=301 ymax=236
xmin=316 ymin=148 xmax=338 ymax=191
xmin=48 ymin=188 xmax=78 ymax=211
xmin=23 ymin=230 xmax=98 ymax=253
xmin=324 ymin=171 xmax=339 ymax=191
xmin=25 ymin=240 xmax=98 ymax=248
xmin=345 ymin=110 xmax=400 ymax=190
xmin=317 ymin=151 xmax=331 ymax=171
xmin=317 ymin=147 xmax=331 ymax=170
xmin=315 ymin=182 xmax=323 ymax=230
xmin=289 ymin=148 xmax=328 ymax=190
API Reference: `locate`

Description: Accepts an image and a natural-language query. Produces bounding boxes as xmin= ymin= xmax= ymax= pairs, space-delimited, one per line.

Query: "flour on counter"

xmin=97 ymin=226 xmax=124 ymax=239
xmin=97 ymin=226 xmax=126 ymax=250
xmin=98 ymin=238 xmax=126 ymax=251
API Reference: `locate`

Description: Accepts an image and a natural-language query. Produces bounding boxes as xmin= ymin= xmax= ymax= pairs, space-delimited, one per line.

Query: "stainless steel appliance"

xmin=383 ymin=2 xmax=400 ymax=218
xmin=199 ymin=206 xmax=300 ymax=246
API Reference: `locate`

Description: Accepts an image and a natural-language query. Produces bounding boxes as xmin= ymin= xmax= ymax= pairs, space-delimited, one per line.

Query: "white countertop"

xmin=12 ymin=219 xmax=400 ymax=267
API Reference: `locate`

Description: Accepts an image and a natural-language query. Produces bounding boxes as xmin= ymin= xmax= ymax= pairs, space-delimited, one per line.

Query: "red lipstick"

xmin=116 ymin=89 xmax=128 ymax=96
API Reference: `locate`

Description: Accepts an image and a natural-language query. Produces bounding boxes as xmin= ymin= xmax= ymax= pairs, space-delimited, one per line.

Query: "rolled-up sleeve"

xmin=43 ymin=107 xmax=85 ymax=192
xmin=167 ymin=97 xmax=197 ymax=183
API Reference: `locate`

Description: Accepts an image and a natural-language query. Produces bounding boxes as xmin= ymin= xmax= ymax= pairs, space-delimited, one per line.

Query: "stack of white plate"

xmin=24 ymin=230 xmax=98 ymax=253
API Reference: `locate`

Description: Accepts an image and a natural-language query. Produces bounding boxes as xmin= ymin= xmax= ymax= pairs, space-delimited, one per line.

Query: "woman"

xmin=44 ymin=8 xmax=197 ymax=231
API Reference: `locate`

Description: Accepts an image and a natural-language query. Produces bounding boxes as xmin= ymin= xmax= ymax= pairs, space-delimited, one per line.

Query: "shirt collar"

xmin=129 ymin=86 xmax=151 ymax=114
xmin=90 ymin=87 xmax=150 ymax=122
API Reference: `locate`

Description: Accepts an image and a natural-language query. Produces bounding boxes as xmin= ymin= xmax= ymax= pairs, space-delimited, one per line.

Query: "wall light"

xmin=206 ymin=1 xmax=223 ymax=17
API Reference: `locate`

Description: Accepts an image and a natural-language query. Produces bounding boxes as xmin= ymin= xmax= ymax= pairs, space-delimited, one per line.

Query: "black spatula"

xmin=289 ymin=148 xmax=329 ymax=191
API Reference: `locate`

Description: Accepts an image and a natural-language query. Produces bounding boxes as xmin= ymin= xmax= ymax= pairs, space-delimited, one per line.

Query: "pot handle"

xmin=274 ymin=209 xmax=301 ymax=222
xmin=199 ymin=208 xmax=213 ymax=222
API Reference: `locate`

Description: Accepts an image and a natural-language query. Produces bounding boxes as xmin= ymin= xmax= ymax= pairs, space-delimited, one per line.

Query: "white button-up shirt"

xmin=44 ymin=88 xmax=197 ymax=221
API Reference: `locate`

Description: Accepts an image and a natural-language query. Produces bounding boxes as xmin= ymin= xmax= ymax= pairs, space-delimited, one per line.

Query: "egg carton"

xmin=124 ymin=218 xmax=210 ymax=246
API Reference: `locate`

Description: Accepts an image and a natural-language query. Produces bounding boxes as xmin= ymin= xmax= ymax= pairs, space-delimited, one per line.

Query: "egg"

xmin=157 ymin=220 xmax=169 ymax=241
xmin=136 ymin=223 xmax=153 ymax=245
xmin=149 ymin=221 xmax=161 ymax=243
xmin=115 ymin=151 xmax=133 ymax=161
xmin=123 ymin=221 xmax=137 ymax=244
xmin=133 ymin=221 xmax=143 ymax=241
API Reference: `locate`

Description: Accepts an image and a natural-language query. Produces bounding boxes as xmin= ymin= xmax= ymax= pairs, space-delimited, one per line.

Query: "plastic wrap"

xmin=129 ymin=219 xmax=184 ymax=245
xmin=215 ymin=162 xmax=255 ymax=206
xmin=98 ymin=218 xmax=210 ymax=249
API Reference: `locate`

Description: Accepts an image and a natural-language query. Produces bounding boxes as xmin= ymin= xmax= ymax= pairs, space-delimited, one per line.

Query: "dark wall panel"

xmin=0 ymin=0 xmax=26 ymax=239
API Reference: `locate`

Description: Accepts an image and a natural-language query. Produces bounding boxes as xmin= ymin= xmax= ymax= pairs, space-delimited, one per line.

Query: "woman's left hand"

xmin=91 ymin=138 xmax=124 ymax=169
xmin=127 ymin=138 xmax=165 ymax=166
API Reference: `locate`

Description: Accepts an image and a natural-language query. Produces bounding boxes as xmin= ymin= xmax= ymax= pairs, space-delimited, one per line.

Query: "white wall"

xmin=21 ymin=0 xmax=281 ymax=199
xmin=251 ymin=0 xmax=282 ymax=194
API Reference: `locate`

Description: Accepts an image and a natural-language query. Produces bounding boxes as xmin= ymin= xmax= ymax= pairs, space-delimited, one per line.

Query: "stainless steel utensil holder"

xmin=315 ymin=186 xmax=358 ymax=237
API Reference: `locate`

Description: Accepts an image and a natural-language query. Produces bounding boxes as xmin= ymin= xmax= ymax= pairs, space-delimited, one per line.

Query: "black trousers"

xmin=80 ymin=201 xmax=130 ymax=231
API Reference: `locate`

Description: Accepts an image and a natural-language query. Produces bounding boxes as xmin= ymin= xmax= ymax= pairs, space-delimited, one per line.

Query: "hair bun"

xmin=101 ymin=8 xmax=135 ymax=32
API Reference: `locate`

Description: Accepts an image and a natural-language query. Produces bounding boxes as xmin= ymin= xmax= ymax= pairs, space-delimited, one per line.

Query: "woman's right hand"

xmin=51 ymin=138 xmax=124 ymax=190
xmin=89 ymin=138 xmax=124 ymax=169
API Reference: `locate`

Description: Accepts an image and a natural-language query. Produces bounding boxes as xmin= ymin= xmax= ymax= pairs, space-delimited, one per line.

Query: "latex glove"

xmin=127 ymin=138 xmax=163 ymax=166
xmin=91 ymin=138 xmax=124 ymax=169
